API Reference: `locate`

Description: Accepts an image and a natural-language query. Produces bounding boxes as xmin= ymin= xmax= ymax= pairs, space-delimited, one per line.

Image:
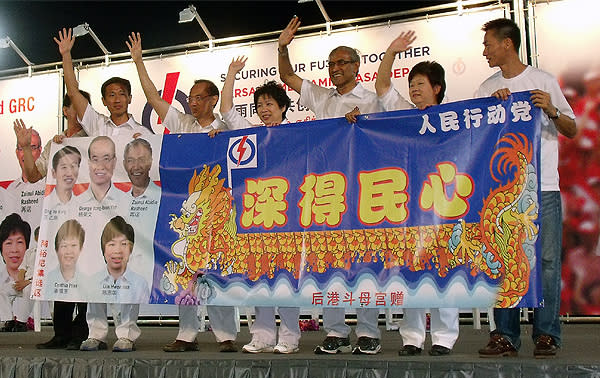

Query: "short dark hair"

xmin=64 ymin=90 xmax=91 ymax=108
xmin=408 ymin=61 xmax=446 ymax=105
xmin=193 ymin=79 xmax=219 ymax=96
xmin=329 ymin=46 xmax=360 ymax=63
xmin=101 ymin=77 xmax=132 ymax=98
xmin=54 ymin=219 xmax=85 ymax=252
xmin=87 ymin=135 xmax=115 ymax=159
xmin=0 ymin=213 xmax=31 ymax=253
xmin=101 ymin=216 xmax=134 ymax=256
xmin=254 ymin=81 xmax=292 ymax=121
xmin=52 ymin=145 xmax=82 ymax=171
xmin=482 ymin=18 xmax=521 ymax=52
xmin=124 ymin=138 xmax=152 ymax=160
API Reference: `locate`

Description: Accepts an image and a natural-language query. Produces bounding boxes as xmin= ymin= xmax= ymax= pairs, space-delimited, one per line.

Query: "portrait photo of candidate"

xmin=123 ymin=138 xmax=154 ymax=198
xmin=0 ymin=213 xmax=34 ymax=332
xmin=93 ymin=216 xmax=149 ymax=303
xmin=53 ymin=219 xmax=85 ymax=282
xmin=78 ymin=136 xmax=124 ymax=206
xmin=13 ymin=128 xmax=42 ymax=186
xmin=48 ymin=146 xmax=82 ymax=207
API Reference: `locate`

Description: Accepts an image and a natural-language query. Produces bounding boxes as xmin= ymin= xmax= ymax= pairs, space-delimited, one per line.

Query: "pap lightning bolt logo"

xmin=236 ymin=136 xmax=249 ymax=167
xmin=227 ymin=134 xmax=258 ymax=190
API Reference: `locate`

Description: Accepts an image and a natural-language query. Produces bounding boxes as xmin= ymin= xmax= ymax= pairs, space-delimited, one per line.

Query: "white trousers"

xmin=323 ymin=307 xmax=380 ymax=339
xmin=399 ymin=308 xmax=459 ymax=349
xmin=86 ymin=303 xmax=141 ymax=342
xmin=0 ymin=285 xmax=33 ymax=322
xmin=249 ymin=306 xmax=300 ymax=345
xmin=176 ymin=305 xmax=237 ymax=343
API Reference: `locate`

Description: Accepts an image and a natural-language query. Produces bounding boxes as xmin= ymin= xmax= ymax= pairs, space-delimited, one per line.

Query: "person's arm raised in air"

xmin=220 ymin=56 xmax=248 ymax=114
xmin=54 ymin=28 xmax=89 ymax=120
xmin=375 ymin=31 xmax=416 ymax=97
xmin=126 ymin=32 xmax=169 ymax=121
xmin=277 ymin=17 xmax=303 ymax=94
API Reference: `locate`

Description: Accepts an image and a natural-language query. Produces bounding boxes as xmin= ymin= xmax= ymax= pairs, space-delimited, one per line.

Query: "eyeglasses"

xmin=17 ymin=144 xmax=41 ymax=152
xmin=89 ymin=155 xmax=115 ymax=165
xmin=125 ymin=157 xmax=151 ymax=166
xmin=186 ymin=94 xmax=213 ymax=103
xmin=328 ymin=59 xmax=355 ymax=68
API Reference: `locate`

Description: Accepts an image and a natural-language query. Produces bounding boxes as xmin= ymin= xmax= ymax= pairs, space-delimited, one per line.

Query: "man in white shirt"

xmin=54 ymin=28 xmax=152 ymax=140
xmin=126 ymin=32 xmax=239 ymax=353
xmin=278 ymin=17 xmax=383 ymax=355
xmin=119 ymin=138 xmax=160 ymax=295
xmin=55 ymin=28 xmax=152 ymax=353
xmin=10 ymin=129 xmax=42 ymax=188
xmin=14 ymin=92 xmax=91 ymax=350
xmin=474 ymin=18 xmax=576 ymax=359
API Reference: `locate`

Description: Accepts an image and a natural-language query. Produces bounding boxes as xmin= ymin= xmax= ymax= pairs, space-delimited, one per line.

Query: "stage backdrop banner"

xmin=151 ymin=92 xmax=540 ymax=309
xmin=32 ymin=93 xmax=542 ymax=308
xmin=76 ymin=6 xmax=505 ymax=133
xmin=532 ymin=0 xmax=600 ymax=315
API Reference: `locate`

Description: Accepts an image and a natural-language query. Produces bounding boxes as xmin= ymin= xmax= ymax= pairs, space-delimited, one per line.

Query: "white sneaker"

xmin=79 ymin=338 xmax=107 ymax=351
xmin=112 ymin=337 xmax=135 ymax=352
xmin=242 ymin=340 xmax=275 ymax=353
xmin=274 ymin=342 xmax=299 ymax=354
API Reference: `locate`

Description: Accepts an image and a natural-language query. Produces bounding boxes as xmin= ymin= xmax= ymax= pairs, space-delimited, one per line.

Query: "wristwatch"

xmin=549 ymin=107 xmax=561 ymax=120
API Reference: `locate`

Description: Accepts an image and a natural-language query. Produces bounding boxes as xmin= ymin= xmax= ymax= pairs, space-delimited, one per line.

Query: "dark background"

xmin=0 ymin=1 xmax=452 ymax=72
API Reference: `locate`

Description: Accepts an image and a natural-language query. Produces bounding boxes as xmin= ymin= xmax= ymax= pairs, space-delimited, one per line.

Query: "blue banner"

xmin=153 ymin=92 xmax=542 ymax=309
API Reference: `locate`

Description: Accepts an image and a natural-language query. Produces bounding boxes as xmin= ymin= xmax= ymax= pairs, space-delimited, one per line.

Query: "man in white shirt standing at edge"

xmin=55 ymin=28 xmax=152 ymax=353
xmin=277 ymin=17 xmax=384 ymax=355
xmin=119 ymin=138 xmax=160 ymax=298
xmin=126 ymin=32 xmax=239 ymax=353
xmin=474 ymin=18 xmax=576 ymax=359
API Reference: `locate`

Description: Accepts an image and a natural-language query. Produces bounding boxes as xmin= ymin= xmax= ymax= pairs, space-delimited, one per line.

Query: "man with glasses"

xmin=11 ymin=128 xmax=42 ymax=188
xmin=126 ymin=32 xmax=227 ymax=135
xmin=125 ymin=32 xmax=239 ymax=354
xmin=277 ymin=17 xmax=384 ymax=355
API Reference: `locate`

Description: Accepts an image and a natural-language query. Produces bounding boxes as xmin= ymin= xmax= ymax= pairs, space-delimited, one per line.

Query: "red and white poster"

xmin=533 ymin=0 xmax=600 ymax=315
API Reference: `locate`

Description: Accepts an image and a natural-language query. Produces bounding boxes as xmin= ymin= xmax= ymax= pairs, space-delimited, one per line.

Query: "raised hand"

xmin=387 ymin=30 xmax=416 ymax=54
xmin=13 ymin=119 xmax=32 ymax=149
xmin=53 ymin=28 xmax=75 ymax=56
xmin=278 ymin=17 xmax=301 ymax=48
xmin=228 ymin=56 xmax=248 ymax=74
xmin=126 ymin=32 xmax=143 ymax=63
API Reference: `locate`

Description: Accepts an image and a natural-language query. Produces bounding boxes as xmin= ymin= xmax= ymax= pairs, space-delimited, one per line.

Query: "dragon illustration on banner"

xmin=159 ymin=133 xmax=539 ymax=308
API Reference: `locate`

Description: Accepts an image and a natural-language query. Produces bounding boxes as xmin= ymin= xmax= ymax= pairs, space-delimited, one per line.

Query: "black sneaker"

xmin=36 ymin=336 xmax=69 ymax=349
xmin=352 ymin=336 xmax=381 ymax=355
xmin=12 ymin=321 xmax=28 ymax=332
xmin=66 ymin=339 xmax=84 ymax=350
xmin=398 ymin=344 xmax=422 ymax=356
xmin=1 ymin=320 xmax=16 ymax=332
xmin=429 ymin=344 xmax=451 ymax=356
xmin=314 ymin=336 xmax=352 ymax=354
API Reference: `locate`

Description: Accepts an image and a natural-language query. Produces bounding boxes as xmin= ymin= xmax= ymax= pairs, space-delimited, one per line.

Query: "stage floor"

xmin=1 ymin=322 xmax=599 ymax=378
